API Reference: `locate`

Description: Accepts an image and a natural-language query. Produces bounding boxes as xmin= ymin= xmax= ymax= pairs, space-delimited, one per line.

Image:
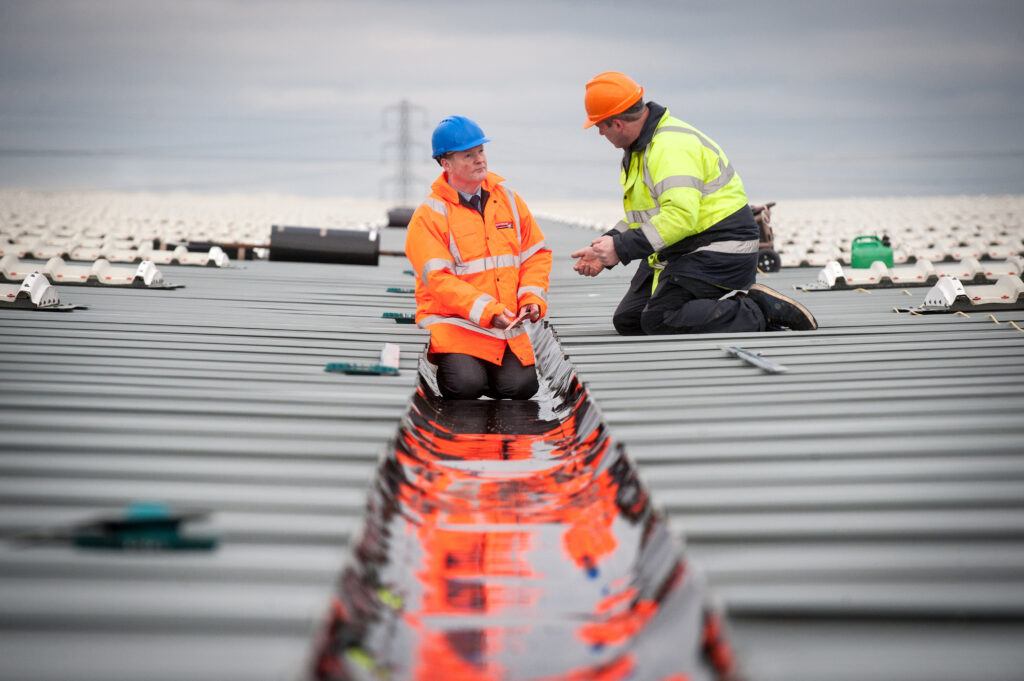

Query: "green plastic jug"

xmin=850 ymin=236 xmax=893 ymax=268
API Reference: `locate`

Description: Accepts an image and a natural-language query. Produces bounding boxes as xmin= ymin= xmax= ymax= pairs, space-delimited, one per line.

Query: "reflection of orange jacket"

xmin=562 ymin=468 xmax=620 ymax=573
xmin=395 ymin=409 xmax=614 ymax=528
xmin=415 ymin=529 xmax=536 ymax=616
xmin=415 ymin=629 xmax=505 ymax=681
xmin=579 ymin=597 xmax=656 ymax=647
xmin=405 ymin=171 xmax=551 ymax=365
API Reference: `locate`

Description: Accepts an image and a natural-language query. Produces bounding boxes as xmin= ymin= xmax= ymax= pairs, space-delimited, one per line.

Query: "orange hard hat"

xmin=583 ymin=72 xmax=644 ymax=129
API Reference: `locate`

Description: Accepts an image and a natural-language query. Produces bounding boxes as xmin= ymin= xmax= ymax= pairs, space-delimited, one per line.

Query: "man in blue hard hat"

xmin=405 ymin=116 xmax=552 ymax=400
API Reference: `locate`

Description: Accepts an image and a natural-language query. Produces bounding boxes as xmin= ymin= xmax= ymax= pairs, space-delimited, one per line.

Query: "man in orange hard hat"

xmin=572 ymin=72 xmax=817 ymax=335
xmin=405 ymin=116 xmax=552 ymax=400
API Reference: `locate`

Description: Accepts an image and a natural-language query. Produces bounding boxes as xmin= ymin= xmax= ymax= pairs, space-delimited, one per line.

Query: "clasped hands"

xmin=571 ymin=235 xmax=619 ymax=277
xmin=489 ymin=236 xmax=619 ymax=328
xmin=492 ymin=303 xmax=541 ymax=330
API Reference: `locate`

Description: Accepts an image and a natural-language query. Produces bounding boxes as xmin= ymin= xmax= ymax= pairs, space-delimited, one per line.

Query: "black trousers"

xmin=613 ymin=263 xmax=766 ymax=336
xmin=434 ymin=346 xmax=539 ymax=400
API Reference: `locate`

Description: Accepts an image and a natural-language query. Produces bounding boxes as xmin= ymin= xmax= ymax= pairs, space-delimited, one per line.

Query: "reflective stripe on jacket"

xmin=405 ymin=171 xmax=552 ymax=366
xmin=610 ymin=104 xmax=758 ymax=290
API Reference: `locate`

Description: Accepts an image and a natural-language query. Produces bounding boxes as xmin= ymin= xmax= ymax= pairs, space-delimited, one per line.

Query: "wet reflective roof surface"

xmin=313 ymin=324 xmax=733 ymax=680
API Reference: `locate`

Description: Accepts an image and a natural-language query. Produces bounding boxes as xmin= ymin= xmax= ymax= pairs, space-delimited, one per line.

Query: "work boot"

xmin=747 ymin=283 xmax=818 ymax=331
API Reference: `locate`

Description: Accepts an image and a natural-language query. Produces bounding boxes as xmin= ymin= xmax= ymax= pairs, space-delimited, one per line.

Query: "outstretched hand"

xmin=571 ymin=235 xmax=620 ymax=276
xmin=571 ymin=246 xmax=604 ymax=277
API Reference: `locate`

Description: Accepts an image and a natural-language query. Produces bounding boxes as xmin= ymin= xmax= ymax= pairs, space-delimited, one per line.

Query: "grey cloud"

xmin=1 ymin=0 xmax=1021 ymax=200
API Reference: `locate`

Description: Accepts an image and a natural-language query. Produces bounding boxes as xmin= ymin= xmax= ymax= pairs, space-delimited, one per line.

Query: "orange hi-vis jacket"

xmin=405 ymin=171 xmax=552 ymax=366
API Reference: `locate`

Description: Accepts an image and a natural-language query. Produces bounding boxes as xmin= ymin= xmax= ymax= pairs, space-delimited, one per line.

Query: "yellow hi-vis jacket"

xmin=405 ymin=172 xmax=551 ymax=366
xmin=609 ymin=104 xmax=758 ymax=291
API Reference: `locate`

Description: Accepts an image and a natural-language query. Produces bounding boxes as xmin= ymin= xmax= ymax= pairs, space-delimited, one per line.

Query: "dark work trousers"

xmin=434 ymin=345 xmax=540 ymax=400
xmin=613 ymin=262 xmax=766 ymax=336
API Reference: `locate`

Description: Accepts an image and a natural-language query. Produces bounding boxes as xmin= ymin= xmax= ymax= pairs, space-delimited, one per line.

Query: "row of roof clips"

xmin=802 ymin=257 xmax=1022 ymax=290
xmin=0 ymin=255 xmax=181 ymax=312
xmin=0 ymin=240 xmax=231 ymax=267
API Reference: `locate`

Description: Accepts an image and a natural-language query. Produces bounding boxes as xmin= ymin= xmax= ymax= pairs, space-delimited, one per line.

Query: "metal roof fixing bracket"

xmin=721 ymin=345 xmax=788 ymax=374
xmin=0 ymin=271 xmax=84 ymax=311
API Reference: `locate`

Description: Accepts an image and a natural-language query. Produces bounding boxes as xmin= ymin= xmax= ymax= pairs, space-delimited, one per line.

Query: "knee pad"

xmin=510 ymin=374 xmax=540 ymax=400
xmin=437 ymin=375 xmax=487 ymax=400
xmin=492 ymin=373 xmax=539 ymax=400
xmin=638 ymin=308 xmax=664 ymax=336
xmin=613 ymin=312 xmax=646 ymax=336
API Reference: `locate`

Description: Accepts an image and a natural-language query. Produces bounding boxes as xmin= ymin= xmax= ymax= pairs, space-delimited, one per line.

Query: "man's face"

xmin=442 ymin=145 xmax=488 ymax=187
xmin=596 ymin=118 xmax=630 ymax=149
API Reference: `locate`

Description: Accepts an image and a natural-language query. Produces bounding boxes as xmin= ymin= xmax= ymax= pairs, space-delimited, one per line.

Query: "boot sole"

xmin=749 ymin=284 xmax=818 ymax=330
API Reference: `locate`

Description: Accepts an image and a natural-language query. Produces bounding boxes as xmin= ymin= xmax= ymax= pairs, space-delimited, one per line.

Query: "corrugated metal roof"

xmin=1 ymin=248 xmax=426 ymax=681
xmin=540 ymin=222 xmax=1024 ymax=681
xmin=2 ymin=202 xmax=1024 ymax=681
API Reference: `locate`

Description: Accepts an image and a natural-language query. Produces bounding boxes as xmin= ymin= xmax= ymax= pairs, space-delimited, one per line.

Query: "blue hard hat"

xmin=431 ymin=115 xmax=491 ymax=158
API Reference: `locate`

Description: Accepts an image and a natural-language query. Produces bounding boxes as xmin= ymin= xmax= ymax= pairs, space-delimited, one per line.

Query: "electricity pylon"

xmin=381 ymin=99 xmax=428 ymax=207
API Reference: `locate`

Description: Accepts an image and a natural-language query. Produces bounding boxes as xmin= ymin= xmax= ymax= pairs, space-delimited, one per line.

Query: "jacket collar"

xmin=431 ymin=171 xmax=505 ymax=204
xmin=622 ymin=101 xmax=668 ymax=171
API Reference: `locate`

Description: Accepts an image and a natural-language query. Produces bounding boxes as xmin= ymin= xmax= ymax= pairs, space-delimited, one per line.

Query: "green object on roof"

xmin=386 ymin=287 xmax=415 ymax=294
xmin=72 ymin=502 xmax=218 ymax=551
xmin=851 ymin=235 xmax=893 ymax=268
xmin=382 ymin=311 xmax=415 ymax=323
xmin=325 ymin=362 xmax=400 ymax=376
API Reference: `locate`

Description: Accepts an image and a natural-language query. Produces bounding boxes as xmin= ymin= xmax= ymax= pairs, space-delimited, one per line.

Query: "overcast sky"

xmin=1 ymin=0 xmax=1022 ymax=203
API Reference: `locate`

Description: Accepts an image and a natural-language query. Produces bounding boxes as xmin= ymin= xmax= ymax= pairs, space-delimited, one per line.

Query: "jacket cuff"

xmin=612 ymin=228 xmax=655 ymax=266
xmin=519 ymin=294 xmax=547 ymax=319
xmin=480 ymin=300 xmax=507 ymax=328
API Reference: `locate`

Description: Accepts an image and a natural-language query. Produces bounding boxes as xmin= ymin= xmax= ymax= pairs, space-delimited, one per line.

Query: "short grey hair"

xmin=612 ymin=98 xmax=646 ymax=122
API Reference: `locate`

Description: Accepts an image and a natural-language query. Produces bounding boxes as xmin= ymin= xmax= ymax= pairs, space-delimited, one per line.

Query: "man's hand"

xmin=571 ymin=246 xmax=604 ymax=277
xmin=490 ymin=308 xmax=516 ymax=330
xmin=520 ymin=303 xmax=541 ymax=323
xmin=589 ymin=235 xmax=620 ymax=267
